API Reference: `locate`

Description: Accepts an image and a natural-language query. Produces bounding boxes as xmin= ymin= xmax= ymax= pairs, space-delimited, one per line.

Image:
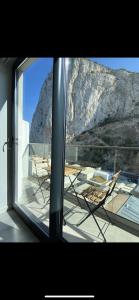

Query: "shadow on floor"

xmin=0 ymin=210 xmax=39 ymax=242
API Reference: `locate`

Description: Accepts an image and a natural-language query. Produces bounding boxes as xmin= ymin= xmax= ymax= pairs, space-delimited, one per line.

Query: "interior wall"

xmin=0 ymin=63 xmax=12 ymax=212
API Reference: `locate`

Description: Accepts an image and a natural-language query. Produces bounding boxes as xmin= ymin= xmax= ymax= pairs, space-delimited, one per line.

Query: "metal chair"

xmin=76 ymin=171 xmax=121 ymax=242
xmin=31 ymin=156 xmax=51 ymax=204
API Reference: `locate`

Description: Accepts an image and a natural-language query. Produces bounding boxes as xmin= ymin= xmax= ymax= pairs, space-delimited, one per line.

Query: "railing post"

xmin=114 ymin=149 xmax=118 ymax=174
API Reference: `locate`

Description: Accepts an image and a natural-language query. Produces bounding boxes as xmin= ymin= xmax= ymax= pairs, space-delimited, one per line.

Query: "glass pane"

xmin=63 ymin=57 xmax=139 ymax=242
xmin=15 ymin=58 xmax=53 ymax=235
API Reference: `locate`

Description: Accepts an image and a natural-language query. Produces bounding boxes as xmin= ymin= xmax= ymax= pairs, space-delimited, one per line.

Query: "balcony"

xmin=18 ymin=143 xmax=139 ymax=242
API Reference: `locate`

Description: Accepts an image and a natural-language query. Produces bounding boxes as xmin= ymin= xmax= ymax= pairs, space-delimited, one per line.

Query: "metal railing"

xmin=28 ymin=143 xmax=139 ymax=182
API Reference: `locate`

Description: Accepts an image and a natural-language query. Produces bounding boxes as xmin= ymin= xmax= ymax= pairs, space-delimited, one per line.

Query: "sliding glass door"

xmin=14 ymin=58 xmax=53 ymax=235
xmin=13 ymin=57 xmax=139 ymax=242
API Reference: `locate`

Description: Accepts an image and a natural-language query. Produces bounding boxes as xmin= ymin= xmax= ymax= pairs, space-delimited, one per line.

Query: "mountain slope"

xmin=30 ymin=58 xmax=139 ymax=146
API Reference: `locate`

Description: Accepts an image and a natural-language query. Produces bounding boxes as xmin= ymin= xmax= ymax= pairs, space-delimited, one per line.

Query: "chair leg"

xmin=75 ymin=192 xmax=83 ymax=209
xmin=102 ymin=205 xmax=113 ymax=225
xmin=76 ymin=196 xmax=94 ymax=226
xmin=40 ymin=197 xmax=50 ymax=209
xmin=68 ymin=175 xmax=83 ymax=209
xmin=33 ymin=162 xmax=52 ymax=203
xmin=63 ymin=217 xmax=66 ymax=226
xmin=33 ymin=176 xmax=50 ymax=196
xmin=83 ymin=198 xmax=107 ymax=242
xmin=39 ymin=186 xmax=47 ymax=203
xmin=33 ymin=178 xmax=47 ymax=196
xmin=93 ymin=214 xmax=107 ymax=242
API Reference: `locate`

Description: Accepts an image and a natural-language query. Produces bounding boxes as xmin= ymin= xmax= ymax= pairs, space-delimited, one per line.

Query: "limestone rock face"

xmin=72 ymin=119 xmax=139 ymax=173
xmin=30 ymin=72 xmax=53 ymax=143
xmin=30 ymin=58 xmax=139 ymax=144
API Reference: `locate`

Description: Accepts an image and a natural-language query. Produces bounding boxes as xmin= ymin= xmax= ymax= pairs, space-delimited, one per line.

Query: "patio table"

xmin=40 ymin=165 xmax=85 ymax=215
xmin=42 ymin=165 xmax=84 ymax=195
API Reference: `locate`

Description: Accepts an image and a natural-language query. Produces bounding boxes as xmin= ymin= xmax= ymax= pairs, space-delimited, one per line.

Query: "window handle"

xmin=3 ymin=141 xmax=8 ymax=152
xmin=2 ymin=137 xmax=14 ymax=152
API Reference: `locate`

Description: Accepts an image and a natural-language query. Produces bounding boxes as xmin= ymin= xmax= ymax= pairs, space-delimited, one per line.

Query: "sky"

xmin=23 ymin=57 xmax=53 ymax=123
xmin=90 ymin=57 xmax=139 ymax=72
xmin=23 ymin=57 xmax=139 ymax=124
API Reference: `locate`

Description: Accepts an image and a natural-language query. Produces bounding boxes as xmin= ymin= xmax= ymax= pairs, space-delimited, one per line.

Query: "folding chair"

xmin=76 ymin=171 xmax=121 ymax=242
xmin=31 ymin=156 xmax=51 ymax=204
xmin=63 ymin=166 xmax=84 ymax=225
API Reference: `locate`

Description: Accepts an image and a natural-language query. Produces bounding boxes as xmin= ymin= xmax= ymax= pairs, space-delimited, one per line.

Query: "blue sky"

xmin=90 ymin=57 xmax=139 ymax=72
xmin=23 ymin=58 xmax=53 ymax=123
xmin=23 ymin=57 xmax=139 ymax=124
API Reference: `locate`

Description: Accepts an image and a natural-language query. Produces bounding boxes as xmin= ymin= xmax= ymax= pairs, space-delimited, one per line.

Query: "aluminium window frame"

xmin=11 ymin=57 xmax=67 ymax=242
xmin=10 ymin=57 xmax=139 ymax=242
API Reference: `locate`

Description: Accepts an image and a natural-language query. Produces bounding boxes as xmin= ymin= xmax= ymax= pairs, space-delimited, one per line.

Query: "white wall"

xmin=0 ymin=62 xmax=29 ymax=210
xmin=22 ymin=120 xmax=29 ymax=178
xmin=0 ymin=64 xmax=12 ymax=212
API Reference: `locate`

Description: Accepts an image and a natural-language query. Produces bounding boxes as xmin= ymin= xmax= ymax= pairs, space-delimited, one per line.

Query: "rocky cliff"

xmin=30 ymin=58 xmax=139 ymax=147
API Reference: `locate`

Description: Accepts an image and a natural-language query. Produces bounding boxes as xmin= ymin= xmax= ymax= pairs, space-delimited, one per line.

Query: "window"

xmin=14 ymin=58 xmax=53 ymax=236
xmin=63 ymin=58 xmax=139 ymax=242
xmin=13 ymin=57 xmax=139 ymax=242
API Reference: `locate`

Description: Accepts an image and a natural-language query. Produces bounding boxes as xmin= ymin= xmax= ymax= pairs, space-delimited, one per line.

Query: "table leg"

xmin=63 ymin=171 xmax=83 ymax=219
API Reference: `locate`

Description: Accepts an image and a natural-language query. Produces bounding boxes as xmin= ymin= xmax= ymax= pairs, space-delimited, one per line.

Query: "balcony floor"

xmin=18 ymin=176 xmax=139 ymax=242
xmin=0 ymin=210 xmax=39 ymax=242
xmin=63 ymin=201 xmax=139 ymax=242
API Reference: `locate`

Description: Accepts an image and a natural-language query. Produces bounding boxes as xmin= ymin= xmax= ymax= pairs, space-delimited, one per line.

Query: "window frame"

xmin=10 ymin=57 xmax=139 ymax=242
xmin=11 ymin=57 xmax=67 ymax=241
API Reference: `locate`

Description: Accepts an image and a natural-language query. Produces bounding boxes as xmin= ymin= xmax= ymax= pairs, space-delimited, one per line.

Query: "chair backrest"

xmin=31 ymin=156 xmax=50 ymax=177
xmin=97 ymin=171 xmax=121 ymax=207
xmin=81 ymin=170 xmax=121 ymax=206
xmin=108 ymin=170 xmax=121 ymax=196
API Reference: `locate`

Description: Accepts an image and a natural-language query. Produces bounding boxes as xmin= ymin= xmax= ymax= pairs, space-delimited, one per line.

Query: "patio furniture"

xmin=76 ymin=170 xmax=121 ymax=242
xmin=31 ymin=156 xmax=51 ymax=204
xmin=63 ymin=168 xmax=109 ymax=218
xmin=64 ymin=165 xmax=84 ymax=206
xmin=64 ymin=170 xmax=120 ymax=242
xmin=38 ymin=164 xmax=84 ymax=211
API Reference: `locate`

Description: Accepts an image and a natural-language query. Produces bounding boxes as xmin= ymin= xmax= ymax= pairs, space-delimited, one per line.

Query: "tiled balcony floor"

xmin=63 ymin=201 xmax=139 ymax=242
xmin=18 ymin=176 xmax=139 ymax=242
